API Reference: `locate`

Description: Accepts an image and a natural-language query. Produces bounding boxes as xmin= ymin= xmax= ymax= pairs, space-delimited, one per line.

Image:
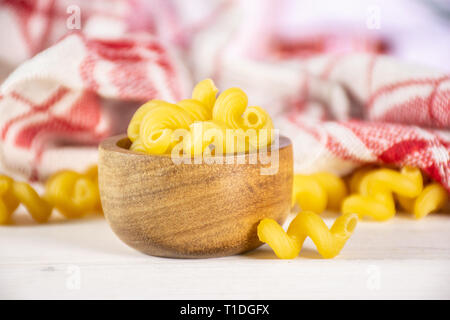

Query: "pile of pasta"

xmin=343 ymin=166 xmax=448 ymax=221
xmin=127 ymin=79 xmax=274 ymax=156
xmin=0 ymin=166 xmax=101 ymax=224
xmin=258 ymin=166 xmax=449 ymax=259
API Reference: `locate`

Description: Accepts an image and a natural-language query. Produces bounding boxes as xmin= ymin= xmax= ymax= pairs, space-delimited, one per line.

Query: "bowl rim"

xmin=100 ymin=134 xmax=292 ymax=159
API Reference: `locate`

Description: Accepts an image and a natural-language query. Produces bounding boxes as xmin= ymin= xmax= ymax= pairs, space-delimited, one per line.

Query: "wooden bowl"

xmin=98 ymin=134 xmax=293 ymax=258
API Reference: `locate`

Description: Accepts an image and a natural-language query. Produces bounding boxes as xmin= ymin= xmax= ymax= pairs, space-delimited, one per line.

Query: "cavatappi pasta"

xmin=258 ymin=211 xmax=358 ymax=259
xmin=342 ymin=167 xmax=424 ymax=221
xmin=182 ymin=120 xmax=229 ymax=156
xmin=45 ymin=166 xmax=101 ymax=218
xmin=0 ymin=166 xmax=101 ymax=224
xmin=192 ymin=78 xmax=218 ymax=110
xmin=12 ymin=181 xmax=53 ymax=223
xmin=341 ymin=165 xmax=449 ymax=221
xmin=259 ymin=165 xmax=448 ymax=259
xmin=127 ymin=79 xmax=274 ymax=155
xmin=177 ymin=99 xmax=211 ymax=122
xmin=139 ymin=103 xmax=193 ymax=154
xmin=292 ymin=172 xmax=348 ymax=213
xmin=397 ymin=183 xmax=448 ymax=219
xmin=0 ymin=175 xmax=52 ymax=224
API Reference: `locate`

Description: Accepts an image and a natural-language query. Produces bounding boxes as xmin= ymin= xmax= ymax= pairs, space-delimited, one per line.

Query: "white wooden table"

xmin=1 ymin=210 xmax=449 ymax=299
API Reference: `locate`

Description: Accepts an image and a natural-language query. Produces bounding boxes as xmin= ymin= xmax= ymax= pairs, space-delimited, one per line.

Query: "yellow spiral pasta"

xmin=192 ymin=78 xmax=218 ymax=110
xmin=397 ymin=182 xmax=448 ymax=219
xmin=342 ymin=167 xmax=423 ymax=221
xmin=45 ymin=168 xmax=101 ymax=219
xmin=0 ymin=175 xmax=52 ymax=224
xmin=212 ymin=88 xmax=274 ymax=149
xmin=83 ymin=165 xmax=98 ymax=182
xmin=348 ymin=166 xmax=375 ymax=194
xmin=213 ymin=88 xmax=248 ymax=129
xmin=13 ymin=182 xmax=53 ymax=223
xmin=127 ymin=79 xmax=275 ymax=156
xmin=127 ymin=100 xmax=169 ymax=143
xmin=139 ymin=104 xmax=194 ymax=154
xmin=242 ymin=106 xmax=274 ymax=149
xmin=130 ymin=138 xmax=147 ymax=153
xmin=0 ymin=175 xmax=20 ymax=224
xmin=312 ymin=172 xmax=348 ymax=211
xmin=258 ymin=211 xmax=358 ymax=259
xmin=215 ymin=126 xmax=262 ymax=154
xmin=292 ymin=172 xmax=347 ymax=213
xmin=82 ymin=165 xmax=102 ymax=213
xmin=182 ymin=120 xmax=229 ymax=156
xmin=0 ymin=176 xmax=19 ymax=223
xmin=292 ymin=175 xmax=327 ymax=213
xmin=177 ymin=99 xmax=211 ymax=122
xmin=0 ymin=166 xmax=102 ymax=224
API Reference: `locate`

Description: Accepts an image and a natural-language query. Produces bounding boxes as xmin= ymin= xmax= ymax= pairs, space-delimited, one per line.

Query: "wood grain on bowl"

xmin=98 ymin=134 xmax=293 ymax=258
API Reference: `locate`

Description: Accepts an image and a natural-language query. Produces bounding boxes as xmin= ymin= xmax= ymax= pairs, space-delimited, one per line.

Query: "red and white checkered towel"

xmin=0 ymin=32 xmax=191 ymax=180
xmin=277 ymin=53 xmax=450 ymax=192
xmin=0 ymin=0 xmax=449 ymax=192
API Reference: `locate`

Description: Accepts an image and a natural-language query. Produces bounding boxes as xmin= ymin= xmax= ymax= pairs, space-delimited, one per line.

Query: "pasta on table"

xmin=0 ymin=166 xmax=101 ymax=224
xmin=258 ymin=166 xmax=448 ymax=259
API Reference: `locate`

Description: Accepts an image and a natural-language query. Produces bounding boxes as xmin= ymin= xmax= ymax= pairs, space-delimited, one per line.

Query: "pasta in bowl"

xmin=98 ymin=80 xmax=293 ymax=258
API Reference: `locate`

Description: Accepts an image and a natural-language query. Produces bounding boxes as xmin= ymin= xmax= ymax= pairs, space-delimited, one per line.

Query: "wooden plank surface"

xmin=0 ymin=211 xmax=449 ymax=299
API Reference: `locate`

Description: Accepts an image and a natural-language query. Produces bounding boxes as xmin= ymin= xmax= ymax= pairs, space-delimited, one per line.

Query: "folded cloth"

xmin=0 ymin=0 xmax=448 ymax=194
xmin=209 ymin=52 xmax=450 ymax=191
xmin=0 ymin=32 xmax=191 ymax=180
xmin=189 ymin=5 xmax=450 ymax=191
xmin=276 ymin=53 xmax=450 ymax=192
